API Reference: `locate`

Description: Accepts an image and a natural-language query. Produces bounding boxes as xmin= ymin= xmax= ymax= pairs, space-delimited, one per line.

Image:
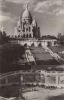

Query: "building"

xmin=14 ymin=4 xmax=40 ymax=39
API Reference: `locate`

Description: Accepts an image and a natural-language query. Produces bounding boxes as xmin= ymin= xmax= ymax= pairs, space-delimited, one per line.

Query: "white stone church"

xmin=14 ymin=4 xmax=57 ymax=47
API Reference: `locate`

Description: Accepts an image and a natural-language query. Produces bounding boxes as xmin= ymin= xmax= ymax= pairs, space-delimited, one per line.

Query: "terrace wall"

xmin=0 ymin=70 xmax=64 ymax=88
xmin=18 ymin=39 xmax=57 ymax=47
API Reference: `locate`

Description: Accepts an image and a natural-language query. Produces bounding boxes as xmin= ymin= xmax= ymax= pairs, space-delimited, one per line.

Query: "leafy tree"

xmin=0 ymin=43 xmax=25 ymax=73
xmin=57 ymin=33 xmax=64 ymax=45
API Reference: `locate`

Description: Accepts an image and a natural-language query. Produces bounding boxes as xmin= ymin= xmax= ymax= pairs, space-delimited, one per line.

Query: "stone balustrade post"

xmin=56 ymin=74 xmax=58 ymax=87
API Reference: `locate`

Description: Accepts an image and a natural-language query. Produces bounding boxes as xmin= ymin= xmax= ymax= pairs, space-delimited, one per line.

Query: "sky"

xmin=0 ymin=0 xmax=64 ymax=36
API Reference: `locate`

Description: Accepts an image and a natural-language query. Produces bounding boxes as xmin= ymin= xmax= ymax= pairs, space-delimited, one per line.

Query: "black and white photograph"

xmin=0 ymin=0 xmax=64 ymax=100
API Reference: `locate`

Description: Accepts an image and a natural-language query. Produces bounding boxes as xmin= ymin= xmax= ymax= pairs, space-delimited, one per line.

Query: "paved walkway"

xmin=23 ymin=87 xmax=64 ymax=100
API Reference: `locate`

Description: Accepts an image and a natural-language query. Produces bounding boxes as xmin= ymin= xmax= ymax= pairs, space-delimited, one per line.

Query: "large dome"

xmin=22 ymin=4 xmax=32 ymax=20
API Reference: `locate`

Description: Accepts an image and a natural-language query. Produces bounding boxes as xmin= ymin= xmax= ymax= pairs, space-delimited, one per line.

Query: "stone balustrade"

xmin=0 ymin=70 xmax=64 ymax=88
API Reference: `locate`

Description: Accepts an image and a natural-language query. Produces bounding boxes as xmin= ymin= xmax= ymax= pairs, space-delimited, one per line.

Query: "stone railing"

xmin=0 ymin=70 xmax=64 ymax=88
xmin=40 ymin=70 xmax=64 ymax=88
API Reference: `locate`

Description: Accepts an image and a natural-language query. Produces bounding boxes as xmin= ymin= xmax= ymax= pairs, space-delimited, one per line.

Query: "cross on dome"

xmin=22 ymin=2 xmax=32 ymax=21
xmin=26 ymin=3 xmax=28 ymax=10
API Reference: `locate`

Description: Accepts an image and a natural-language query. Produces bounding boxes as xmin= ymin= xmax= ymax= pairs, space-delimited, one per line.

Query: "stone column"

xmin=52 ymin=41 xmax=54 ymax=46
xmin=56 ymin=74 xmax=58 ymax=87
xmin=45 ymin=74 xmax=48 ymax=87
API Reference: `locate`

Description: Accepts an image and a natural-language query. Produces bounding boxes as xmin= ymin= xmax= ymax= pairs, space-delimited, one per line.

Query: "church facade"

xmin=14 ymin=4 xmax=40 ymax=39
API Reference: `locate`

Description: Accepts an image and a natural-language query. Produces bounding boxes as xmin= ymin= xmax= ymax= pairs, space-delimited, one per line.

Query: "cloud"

xmin=0 ymin=11 xmax=16 ymax=22
xmin=34 ymin=0 xmax=64 ymax=16
xmin=56 ymin=9 xmax=64 ymax=16
xmin=0 ymin=15 xmax=13 ymax=22
xmin=6 ymin=0 xmax=36 ymax=4
xmin=6 ymin=0 xmax=26 ymax=4
xmin=0 ymin=0 xmax=6 ymax=9
xmin=5 ymin=0 xmax=40 ymax=9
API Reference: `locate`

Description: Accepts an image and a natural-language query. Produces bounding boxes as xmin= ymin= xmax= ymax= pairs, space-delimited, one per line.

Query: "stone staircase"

xmin=43 ymin=46 xmax=64 ymax=63
xmin=25 ymin=47 xmax=36 ymax=64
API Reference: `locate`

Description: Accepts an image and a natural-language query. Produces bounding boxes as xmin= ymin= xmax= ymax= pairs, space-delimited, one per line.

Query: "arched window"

xmin=38 ymin=43 xmax=42 ymax=47
xmin=26 ymin=28 xmax=28 ymax=32
xmin=31 ymin=43 xmax=34 ymax=47
xmin=26 ymin=34 xmax=28 ymax=38
xmin=23 ymin=34 xmax=25 ymax=38
xmin=29 ymin=27 xmax=30 ymax=32
xmin=24 ymin=43 xmax=27 ymax=47
xmin=18 ymin=35 xmax=20 ymax=38
xmin=47 ymin=41 xmax=51 ymax=47
xmin=29 ymin=34 xmax=31 ymax=38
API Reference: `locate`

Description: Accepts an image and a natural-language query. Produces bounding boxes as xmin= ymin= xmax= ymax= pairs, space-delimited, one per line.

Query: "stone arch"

xmin=54 ymin=41 xmax=57 ymax=46
xmin=23 ymin=34 xmax=25 ymax=38
xmin=47 ymin=41 xmax=52 ymax=47
xmin=29 ymin=27 xmax=30 ymax=32
xmin=18 ymin=34 xmax=20 ymax=38
xmin=26 ymin=34 xmax=28 ymax=38
xmin=24 ymin=43 xmax=27 ymax=47
xmin=31 ymin=43 xmax=35 ymax=47
xmin=38 ymin=42 xmax=42 ymax=47
xmin=29 ymin=34 xmax=32 ymax=38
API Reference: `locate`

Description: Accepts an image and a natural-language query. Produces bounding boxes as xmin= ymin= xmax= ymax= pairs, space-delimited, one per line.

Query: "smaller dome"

xmin=32 ymin=19 xmax=37 ymax=27
xmin=17 ymin=20 xmax=20 ymax=27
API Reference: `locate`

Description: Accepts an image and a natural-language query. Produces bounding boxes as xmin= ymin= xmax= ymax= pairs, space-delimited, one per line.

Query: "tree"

xmin=57 ymin=33 xmax=64 ymax=45
xmin=57 ymin=33 xmax=62 ymax=39
xmin=0 ymin=43 xmax=25 ymax=73
xmin=0 ymin=31 xmax=2 ymax=42
xmin=0 ymin=30 xmax=9 ymax=44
